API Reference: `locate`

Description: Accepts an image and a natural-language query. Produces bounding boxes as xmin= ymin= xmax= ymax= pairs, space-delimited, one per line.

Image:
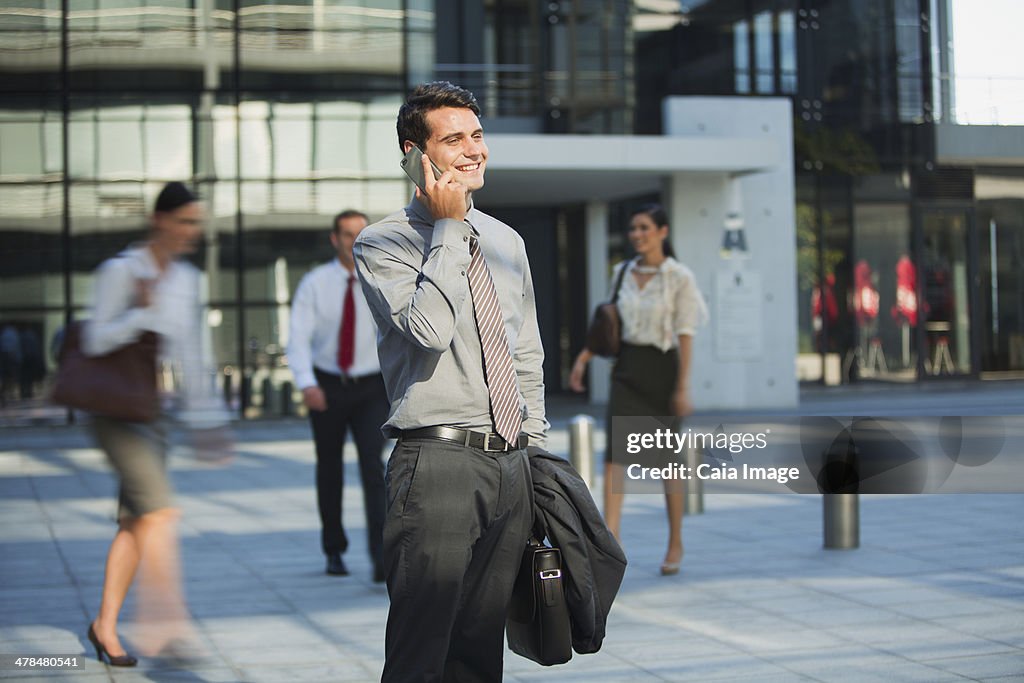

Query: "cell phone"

xmin=401 ymin=145 xmax=443 ymax=193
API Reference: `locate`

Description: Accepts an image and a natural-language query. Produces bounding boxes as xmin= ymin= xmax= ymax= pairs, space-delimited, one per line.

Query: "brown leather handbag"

xmin=584 ymin=261 xmax=630 ymax=357
xmin=50 ymin=320 xmax=160 ymax=422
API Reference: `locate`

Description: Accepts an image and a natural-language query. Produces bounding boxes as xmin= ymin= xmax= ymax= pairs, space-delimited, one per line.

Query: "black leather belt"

xmin=314 ymin=368 xmax=381 ymax=386
xmin=399 ymin=426 xmax=528 ymax=452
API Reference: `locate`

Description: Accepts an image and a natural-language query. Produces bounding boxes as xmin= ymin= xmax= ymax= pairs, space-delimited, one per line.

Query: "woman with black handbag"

xmin=569 ymin=204 xmax=707 ymax=576
xmin=82 ymin=183 xmax=230 ymax=666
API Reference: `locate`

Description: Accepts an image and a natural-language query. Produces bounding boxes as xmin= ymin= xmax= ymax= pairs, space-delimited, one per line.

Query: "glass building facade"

xmin=2 ymin=0 xmax=1022 ymax=423
xmin=0 ymin=0 xmax=432 ymax=421
xmin=635 ymin=0 xmax=1024 ymax=384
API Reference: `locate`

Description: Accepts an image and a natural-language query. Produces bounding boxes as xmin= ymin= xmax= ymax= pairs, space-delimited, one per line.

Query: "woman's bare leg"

xmin=129 ymin=507 xmax=195 ymax=655
xmin=662 ymin=478 xmax=684 ymax=570
xmin=92 ymin=524 xmax=140 ymax=656
xmin=603 ymin=462 xmax=625 ymax=541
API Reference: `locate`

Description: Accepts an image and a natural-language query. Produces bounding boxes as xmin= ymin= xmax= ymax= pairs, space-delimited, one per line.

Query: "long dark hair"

xmin=632 ymin=203 xmax=675 ymax=258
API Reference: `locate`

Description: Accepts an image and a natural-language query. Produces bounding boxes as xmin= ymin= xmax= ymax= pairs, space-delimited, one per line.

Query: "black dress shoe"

xmin=326 ymin=554 xmax=349 ymax=576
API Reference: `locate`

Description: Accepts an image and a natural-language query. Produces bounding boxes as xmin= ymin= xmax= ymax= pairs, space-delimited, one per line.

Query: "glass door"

xmin=918 ymin=208 xmax=975 ymax=377
xmin=850 ymin=203 xmax=914 ymax=381
xmin=977 ymin=200 xmax=1024 ymax=375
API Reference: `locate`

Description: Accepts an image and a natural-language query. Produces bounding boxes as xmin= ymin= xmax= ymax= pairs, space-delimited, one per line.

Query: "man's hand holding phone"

xmin=402 ymin=146 xmax=469 ymax=221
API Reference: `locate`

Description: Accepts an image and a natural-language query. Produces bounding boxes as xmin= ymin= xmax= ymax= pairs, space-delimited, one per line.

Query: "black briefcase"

xmin=506 ymin=539 xmax=572 ymax=666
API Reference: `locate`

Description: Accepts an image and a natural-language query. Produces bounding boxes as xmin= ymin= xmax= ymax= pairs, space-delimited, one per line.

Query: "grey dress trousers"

xmin=381 ymin=437 xmax=533 ymax=683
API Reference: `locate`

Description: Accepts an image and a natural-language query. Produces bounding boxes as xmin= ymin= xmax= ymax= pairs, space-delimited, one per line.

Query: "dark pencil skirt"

xmin=608 ymin=343 xmax=678 ymax=416
xmin=606 ymin=343 xmax=680 ymax=465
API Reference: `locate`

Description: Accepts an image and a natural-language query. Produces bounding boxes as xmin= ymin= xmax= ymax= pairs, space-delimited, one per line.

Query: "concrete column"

xmin=665 ymin=172 xmax=747 ymax=408
xmin=662 ymin=97 xmax=798 ymax=411
xmin=585 ymin=200 xmax=611 ymax=404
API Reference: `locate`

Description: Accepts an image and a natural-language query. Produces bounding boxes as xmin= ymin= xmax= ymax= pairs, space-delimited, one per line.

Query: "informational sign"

xmin=719 ymin=212 xmax=750 ymax=260
xmin=714 ymin=269 xmax=763 ymax=361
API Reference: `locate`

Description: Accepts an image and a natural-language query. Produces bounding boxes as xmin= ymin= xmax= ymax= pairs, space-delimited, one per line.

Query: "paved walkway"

xmin=1 ymin=388 xmax=1023 ymax=682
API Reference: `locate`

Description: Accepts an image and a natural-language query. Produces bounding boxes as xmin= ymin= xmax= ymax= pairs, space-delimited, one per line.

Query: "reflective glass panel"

xmin=851 ymin=203 xmax=914 ymax=381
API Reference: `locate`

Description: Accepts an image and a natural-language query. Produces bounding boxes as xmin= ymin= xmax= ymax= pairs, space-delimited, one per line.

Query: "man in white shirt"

xmin=287 ymin=210 xmax=388 ymax=581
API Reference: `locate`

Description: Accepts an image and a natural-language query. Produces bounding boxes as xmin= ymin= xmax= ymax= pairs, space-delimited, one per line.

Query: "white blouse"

xmin=611 ymin=258 xmax=709 ymax=352
xmin=83 ymin=244 xmax=227 ymax=427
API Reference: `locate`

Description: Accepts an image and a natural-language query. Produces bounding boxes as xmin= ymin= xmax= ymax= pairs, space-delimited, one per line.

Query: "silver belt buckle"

xmin=482 ymin=433 xmax=504 ymax=452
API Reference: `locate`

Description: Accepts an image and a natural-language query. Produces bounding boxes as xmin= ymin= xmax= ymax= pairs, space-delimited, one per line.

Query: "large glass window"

xmin=0 ymin=183 xmax=63 ymax=313
xmin=0 ymin=0 xmax=419 ymax=423
xmin=851 ymin=203 xmax=914 ymax=381
xmin=920 ymin=209 xmax=972 ymax=375
xmin=754 ymin=10 xmax=774 ymax=93
xmin=68 ymin=101 xmax=194 ymax=180
xmin=778 ymin=9 xmax=796 ymax=93
xmin=977 ymin=195 xmax=1024 ymax=373
xmin=0 ymin=0 xmax=62 ymax=92
xmin=0 ymin=96 xmax=67 ymax=412
xmin=796 ymin=175 xmax=853 ymax=385
xmin=66 ymin=0 xmax=219 ymax=91
xmin=238 ymin=0 xmax=405 ymax=91
xmin=734 ymin=19 xmax=750 ymax=94
xmin=0 ymin=109 xmax=62 ymax=179
xmin=894 ymin=0 xmax=924 ymax=123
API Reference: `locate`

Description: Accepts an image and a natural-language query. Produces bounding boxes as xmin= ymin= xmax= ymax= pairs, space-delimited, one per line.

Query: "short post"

xmin=261 ymin=377 xmax=277 ymax=415
xmin=568 ymin=414 xmax=595 ymax=488
xmin=823 ymin=494 xmax=859 ymax=549
xmin=280 ymin=380 xmax=294 ymax=416
xmin=222 ymin=370 xmax=233 ymax=406
xmin=240 ymin=375 xmax=252 ymax=411
xmin=683 ymin=445 xmax=704 ymax=515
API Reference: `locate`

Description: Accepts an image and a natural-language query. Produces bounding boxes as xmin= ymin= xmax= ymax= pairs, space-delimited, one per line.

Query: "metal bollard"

xmin=280 ymin=380 xmax=294 ymax=416
xmin=568 ymin=415 xmax=595 ymax=488
xmin=823 ymin=493 xmax=859 ymax=549
xmin=222 ymin=370 xmax=234 ymax=407
xmin=682 ymin=445 xmax=704 ymax=515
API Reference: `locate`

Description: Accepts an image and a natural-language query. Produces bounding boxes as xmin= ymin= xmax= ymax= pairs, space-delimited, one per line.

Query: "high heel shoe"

xmin=660 ymin=548 xmax=684 ymax=576
xmin=87 ymin=624 xmax=138 ymax=667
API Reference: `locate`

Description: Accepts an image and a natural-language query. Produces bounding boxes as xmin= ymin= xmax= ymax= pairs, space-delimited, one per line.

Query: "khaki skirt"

xmin=90 ymin=416 xmax=172 ymax=521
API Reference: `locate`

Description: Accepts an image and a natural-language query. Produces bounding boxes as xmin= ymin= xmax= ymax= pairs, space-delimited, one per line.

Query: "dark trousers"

xmin=381 ymin=438 xmax=533 ymax=683
xmin=310 ymin=368 xmax=388 ymax=568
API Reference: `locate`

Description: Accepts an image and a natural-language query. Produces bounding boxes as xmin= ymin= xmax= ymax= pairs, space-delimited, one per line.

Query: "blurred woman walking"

xmin=84 ymin=182 xmax=230 ymax=665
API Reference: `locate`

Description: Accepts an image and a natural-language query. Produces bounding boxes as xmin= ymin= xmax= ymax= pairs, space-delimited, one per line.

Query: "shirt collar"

xmin=331 ymin=258 xmax=356 ymax=277
xmin=408 ymin=194 xmax=478 ymax=229
xmin=128 ymin=242 xmax=162 ymax=279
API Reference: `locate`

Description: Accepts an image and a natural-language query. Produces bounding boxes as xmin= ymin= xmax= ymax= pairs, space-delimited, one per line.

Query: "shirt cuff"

xmin=291 ymin=369 xmax=316 ymax=391
xmin=132 ymin=307 xmax=169 ymax=336
xmin=522 ymin=415 xmax=549 ymax=449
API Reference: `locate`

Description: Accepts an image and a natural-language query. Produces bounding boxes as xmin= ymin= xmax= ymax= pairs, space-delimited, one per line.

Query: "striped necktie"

xmin=467 ymin=233 xmax=523 ymax=446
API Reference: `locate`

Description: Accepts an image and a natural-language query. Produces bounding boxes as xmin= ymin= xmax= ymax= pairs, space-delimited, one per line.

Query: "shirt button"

xmin=463 ymin=235 xmax=469 ymax=242
xmin=461 ymin=271 xmax=466 ymax=276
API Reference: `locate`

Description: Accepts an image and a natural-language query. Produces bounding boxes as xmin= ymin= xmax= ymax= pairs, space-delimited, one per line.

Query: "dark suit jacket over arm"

xmin=527 ymin=446 xmax=627 ymax=654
